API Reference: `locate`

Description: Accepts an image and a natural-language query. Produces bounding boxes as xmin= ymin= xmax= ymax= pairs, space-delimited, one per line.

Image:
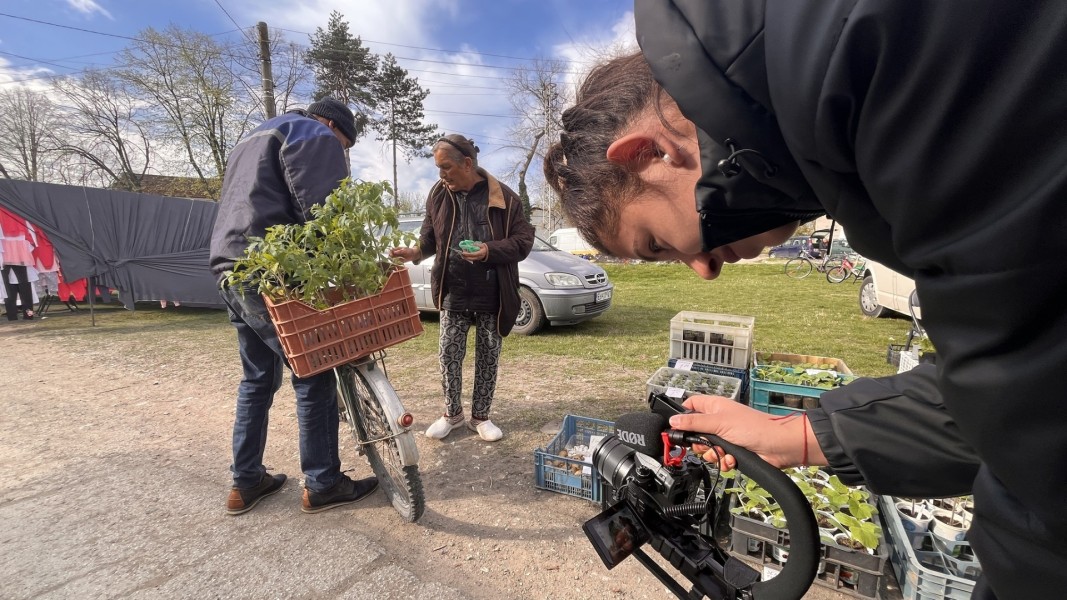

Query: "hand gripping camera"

xmin=582 ymin=395 xmax=819 ymax=600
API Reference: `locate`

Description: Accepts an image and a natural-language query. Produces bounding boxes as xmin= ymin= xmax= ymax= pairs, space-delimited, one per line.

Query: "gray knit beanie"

xmin=307 ymin=97 xmax=357 ymax=146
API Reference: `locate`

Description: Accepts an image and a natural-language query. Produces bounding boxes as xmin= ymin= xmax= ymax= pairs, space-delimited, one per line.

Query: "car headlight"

xmin=544 ymin=272 xmax=583 ymax=287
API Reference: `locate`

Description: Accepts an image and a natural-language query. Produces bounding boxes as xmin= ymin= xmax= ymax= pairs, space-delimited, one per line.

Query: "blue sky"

xmin=0 ymin=0 xmax=636 ymax=201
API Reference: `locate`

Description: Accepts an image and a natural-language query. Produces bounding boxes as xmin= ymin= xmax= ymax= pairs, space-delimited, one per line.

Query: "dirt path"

xmin=0 ymin=310 xmax=889 ymax=599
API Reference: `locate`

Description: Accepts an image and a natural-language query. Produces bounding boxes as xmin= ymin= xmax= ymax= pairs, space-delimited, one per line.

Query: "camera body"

xmin=582 ymin=396 xmax=763 ymax=599
xmin=582 ymin=394 xmax=820 ymax=600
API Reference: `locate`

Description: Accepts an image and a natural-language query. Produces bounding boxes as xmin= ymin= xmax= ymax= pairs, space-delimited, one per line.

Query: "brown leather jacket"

xmin=414 ymin=168 xmax=534 ymax=336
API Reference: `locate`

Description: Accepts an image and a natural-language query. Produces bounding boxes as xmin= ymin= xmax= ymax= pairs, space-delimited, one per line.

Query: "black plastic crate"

xmin=730 ymin=529 xmax=884 ymax=599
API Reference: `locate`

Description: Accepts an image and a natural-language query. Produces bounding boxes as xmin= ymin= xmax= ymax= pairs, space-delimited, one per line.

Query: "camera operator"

xmin=544 ymin=1 xmax=1067 ymax=598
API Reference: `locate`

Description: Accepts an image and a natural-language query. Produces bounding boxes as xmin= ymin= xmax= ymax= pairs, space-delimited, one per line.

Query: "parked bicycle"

xmin=334 ymin=351 xmax=425 ymax=523
xmin=826 ymin=254 xmax=866 ymax=283
xmin=784 ymin=249 xmax=842 ymax=279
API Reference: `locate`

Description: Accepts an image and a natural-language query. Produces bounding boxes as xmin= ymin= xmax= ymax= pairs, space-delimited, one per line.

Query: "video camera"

xmin=582 ymin=394 xmax=819 ymax=600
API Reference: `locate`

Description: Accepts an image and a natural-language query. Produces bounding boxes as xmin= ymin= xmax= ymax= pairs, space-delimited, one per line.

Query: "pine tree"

xmin=304 ymin=11 xmax=377 ymax=142
xmin=370 ymin=54 xmax=440 ymax=204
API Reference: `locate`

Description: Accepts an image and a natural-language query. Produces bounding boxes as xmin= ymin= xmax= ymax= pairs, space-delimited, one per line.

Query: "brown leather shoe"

xmin=301 ymin=475 xmax=378 ymax=513
xmin=226 ymin=472 xmax=287 ymax=515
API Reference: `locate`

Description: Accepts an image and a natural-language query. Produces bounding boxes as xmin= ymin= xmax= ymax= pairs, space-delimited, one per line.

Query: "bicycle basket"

xmin=263 ymin=267 xmax=423 ymax=378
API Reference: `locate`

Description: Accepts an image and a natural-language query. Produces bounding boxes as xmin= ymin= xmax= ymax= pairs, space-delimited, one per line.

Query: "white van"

xmin=860 ymin=259 xmax=920 ymax=319
xmin=547 ymin=227 xmax=598 ymax=259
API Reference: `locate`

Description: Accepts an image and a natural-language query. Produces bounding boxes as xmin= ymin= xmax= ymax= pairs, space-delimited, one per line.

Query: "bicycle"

xmin=826 ymin=254 xmax=866 ymax=283
xmin=334 ymin=350 xmax=425 ymax=522
xmin=783 ymin=249 xmax=842 ymax=279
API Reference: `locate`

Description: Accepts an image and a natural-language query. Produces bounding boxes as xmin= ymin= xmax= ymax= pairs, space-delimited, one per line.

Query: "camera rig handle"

xmin=696 ymin=433 xmax=820 ymax=600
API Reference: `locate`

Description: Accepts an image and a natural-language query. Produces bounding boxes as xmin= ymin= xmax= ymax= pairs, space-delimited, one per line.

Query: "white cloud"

xmin=0 ymin=57 xmax=56 ymax=92
xmin=66 ymin=0 xmax=114 ymax=20
xmin=226 ymin=1 xmax=634 ymax=204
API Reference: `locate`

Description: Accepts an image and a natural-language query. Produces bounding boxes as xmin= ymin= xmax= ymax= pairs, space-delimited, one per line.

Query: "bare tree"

xmin=504 ymin=59 xmax=569 ymax=221
xmin=227 ymin=25 xmax=313 ymax=118
xmin=52 ymin=70 xmax=152 ymax=191
xmin=115 ymin=26 xmax=255 ymax=195
xmin=0 ymin=88 xmax=62 ymax=181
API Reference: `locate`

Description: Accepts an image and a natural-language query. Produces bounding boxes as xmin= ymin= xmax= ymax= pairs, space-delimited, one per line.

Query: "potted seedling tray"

xmin=646 ymin=366 xmax=742 ymax=401
xmin=749 ymin=362 xmax=857 ymax=416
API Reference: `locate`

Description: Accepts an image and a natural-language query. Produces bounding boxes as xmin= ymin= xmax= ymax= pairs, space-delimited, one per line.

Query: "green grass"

xmin=22 ymin=262 xmax=910 ymax=379
xmin=397 ymin=261 xmax=909 ymax=378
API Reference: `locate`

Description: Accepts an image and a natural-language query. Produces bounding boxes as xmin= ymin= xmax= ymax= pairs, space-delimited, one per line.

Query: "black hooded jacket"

xmin=636 ymin=1 xmax=1067 ymax=597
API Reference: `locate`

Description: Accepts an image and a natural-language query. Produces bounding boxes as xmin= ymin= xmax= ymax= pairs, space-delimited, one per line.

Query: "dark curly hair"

xmin=543 ymin=52 xmax=673 ymax=254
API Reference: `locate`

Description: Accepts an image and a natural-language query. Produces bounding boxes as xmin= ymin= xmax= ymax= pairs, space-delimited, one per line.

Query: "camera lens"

xmin=592 ymin=435 xmax=636 ymax=492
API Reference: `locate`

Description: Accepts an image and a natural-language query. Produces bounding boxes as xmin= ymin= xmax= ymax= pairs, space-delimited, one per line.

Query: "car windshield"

xmin=532 ymin=236 xmax=552 ymax=251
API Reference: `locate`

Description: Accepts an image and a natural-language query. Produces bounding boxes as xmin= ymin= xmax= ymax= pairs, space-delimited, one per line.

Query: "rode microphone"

xmin=613 ymin=412 xmax=697 ymax=467
xmin=613 ymin=412 xmax=667 ymax=457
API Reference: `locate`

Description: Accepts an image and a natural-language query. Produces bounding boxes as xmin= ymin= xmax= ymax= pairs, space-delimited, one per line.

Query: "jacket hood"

xmin=635 ymin=0 xmax=824 ymax=250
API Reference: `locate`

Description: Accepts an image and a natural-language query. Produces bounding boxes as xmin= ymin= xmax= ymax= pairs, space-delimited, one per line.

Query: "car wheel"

xmin=859 ymin=275 xmax=887 ymax=318
xmin=512 ymin=286 xmax=546 ymax=336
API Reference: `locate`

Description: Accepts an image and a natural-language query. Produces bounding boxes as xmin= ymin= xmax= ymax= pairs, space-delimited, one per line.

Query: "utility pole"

xmin=257 ymin=22 xmax=276 ymax=118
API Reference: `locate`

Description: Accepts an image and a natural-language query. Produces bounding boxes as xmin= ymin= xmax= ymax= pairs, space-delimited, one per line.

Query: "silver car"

xmin=396 ymin=217 xmax=614 ymax=335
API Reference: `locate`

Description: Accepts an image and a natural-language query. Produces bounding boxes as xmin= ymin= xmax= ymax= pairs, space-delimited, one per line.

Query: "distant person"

xmin=210 ymin=97 xmax=378 ymax=515
xmin=544 ymin=1 xmax=1066 ymax=597
xmin=390 ymin=134 xmax=534 ymax=442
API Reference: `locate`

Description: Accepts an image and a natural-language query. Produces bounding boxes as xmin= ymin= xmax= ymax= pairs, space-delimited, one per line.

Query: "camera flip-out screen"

xmin=582 ymin=501 xmax=650 ymax=569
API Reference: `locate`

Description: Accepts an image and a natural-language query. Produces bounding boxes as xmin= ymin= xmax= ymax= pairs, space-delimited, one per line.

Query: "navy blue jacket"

xmin=210 ymin=110 xmax=348 ymax=281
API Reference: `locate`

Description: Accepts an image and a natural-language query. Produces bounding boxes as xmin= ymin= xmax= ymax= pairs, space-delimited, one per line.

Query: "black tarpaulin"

xmin=0 ymin=179 xmax=223 ymax=309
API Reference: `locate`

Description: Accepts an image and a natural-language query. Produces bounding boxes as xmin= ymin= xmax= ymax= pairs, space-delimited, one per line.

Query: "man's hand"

xmin=669 ymin=395 xmax=825 ymax=470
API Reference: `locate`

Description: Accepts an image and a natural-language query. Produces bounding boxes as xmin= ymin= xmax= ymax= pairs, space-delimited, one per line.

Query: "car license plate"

xmin=595 ymin=290 xmax=612 ymax=302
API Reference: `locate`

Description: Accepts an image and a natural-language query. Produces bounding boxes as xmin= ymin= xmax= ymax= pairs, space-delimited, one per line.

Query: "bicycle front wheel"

xmin=784 ymin=258 xmax=813 ymax=279
xmin=826 ymin=266 xmax=848 ymax=283
xmin=336 ymin=362 xmax=425 ymax=522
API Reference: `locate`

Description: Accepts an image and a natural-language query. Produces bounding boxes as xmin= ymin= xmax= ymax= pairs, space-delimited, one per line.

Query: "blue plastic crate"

xmin=533 ymin=415 xmax=614 ymax=503
xmin=749 ymin=367 xmax=857 ymax=416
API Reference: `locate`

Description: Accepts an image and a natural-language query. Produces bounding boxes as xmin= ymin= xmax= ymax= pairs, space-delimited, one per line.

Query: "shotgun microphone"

xmin=613 ymin=412 xmax=668 ymax=458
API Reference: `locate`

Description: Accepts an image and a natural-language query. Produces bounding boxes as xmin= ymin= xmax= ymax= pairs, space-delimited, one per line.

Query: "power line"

xmin=212 ymin=0 xmax=245 ymax=32
xmin=278 ymin=27 xmax=566 ymax=64
xmin=424 ymin=109 xmax=514 ymax=119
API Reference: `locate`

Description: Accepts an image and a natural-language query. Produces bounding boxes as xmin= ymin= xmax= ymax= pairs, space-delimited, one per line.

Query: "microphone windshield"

xmin=613 ymin=412 xmax=667 ymax=458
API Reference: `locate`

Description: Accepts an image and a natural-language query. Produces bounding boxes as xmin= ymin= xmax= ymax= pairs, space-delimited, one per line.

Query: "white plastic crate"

xmin=669 ymin=311 xmax=755 ymax=369
xmin=898 ymin=348 xmax=920 ymax=373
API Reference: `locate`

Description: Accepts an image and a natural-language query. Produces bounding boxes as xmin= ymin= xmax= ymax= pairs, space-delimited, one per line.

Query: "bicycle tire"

xmin=336 ymin=362 xmax=425 ymax=523
xmin=826 ymin=266 xmax=848 ymax=283
xmin=784 ymin=258 xmax=813 ymax=279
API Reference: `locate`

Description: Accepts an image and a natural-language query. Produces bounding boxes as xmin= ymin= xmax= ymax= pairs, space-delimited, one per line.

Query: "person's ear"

xmin=606 ymin=133 xmax=658 ymax=169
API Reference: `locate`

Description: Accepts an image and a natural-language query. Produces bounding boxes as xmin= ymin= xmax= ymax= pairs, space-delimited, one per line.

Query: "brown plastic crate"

xmin=263 ymin=267 xmax=423 ymax=378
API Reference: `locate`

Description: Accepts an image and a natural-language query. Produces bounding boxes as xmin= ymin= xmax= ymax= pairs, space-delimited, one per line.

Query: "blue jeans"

xmin=219 ymin=286 xmax=341 ymax=492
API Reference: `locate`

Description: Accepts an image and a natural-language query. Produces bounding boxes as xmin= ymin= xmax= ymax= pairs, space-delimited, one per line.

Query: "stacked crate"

xmin=664 ymin=312 xmax=755 ymax=401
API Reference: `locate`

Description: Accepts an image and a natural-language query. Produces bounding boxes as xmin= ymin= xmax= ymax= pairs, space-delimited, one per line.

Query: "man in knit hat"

xmin=306 ymin=96 xmax=359 ymax=150
xmin=210 ymin=97 xmax=377 ymax=515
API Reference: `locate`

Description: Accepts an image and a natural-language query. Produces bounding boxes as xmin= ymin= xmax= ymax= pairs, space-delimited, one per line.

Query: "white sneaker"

xmin=468 ymin=418 xmax=503 ymax=442
xmin=425 ymin=415 xmax=463 ymax=440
